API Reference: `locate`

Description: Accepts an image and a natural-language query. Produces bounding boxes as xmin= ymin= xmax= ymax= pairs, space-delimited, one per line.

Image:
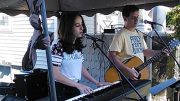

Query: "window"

xmin=0 ymin=15 xmax=8 ymax=25
xmin=0 ymin=13 xmax=12 ymax=31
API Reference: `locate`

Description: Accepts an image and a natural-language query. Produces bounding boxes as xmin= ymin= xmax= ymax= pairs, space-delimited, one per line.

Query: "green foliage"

xmin=166 ymin=52 xmax=175 ymax=78
xmin=167 ymin=5 xmax=180 ymax=39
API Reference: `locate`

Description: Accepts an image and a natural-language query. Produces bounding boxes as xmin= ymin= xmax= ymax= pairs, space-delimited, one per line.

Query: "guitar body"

xmin=104 ymin=39 xmax=180 ymax=83
xmin=104 ymin=56 xmax=149 ymax=83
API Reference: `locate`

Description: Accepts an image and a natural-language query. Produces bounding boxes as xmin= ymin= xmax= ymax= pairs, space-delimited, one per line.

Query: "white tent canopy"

xmin=0 ymin=0 xmax=179 ymax=17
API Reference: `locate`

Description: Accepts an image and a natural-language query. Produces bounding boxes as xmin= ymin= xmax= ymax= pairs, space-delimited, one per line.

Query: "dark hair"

xmin=58 ymin=12 xmax=86 ymax=54
xmin=122 ymin=5 xmax=139 ymax=18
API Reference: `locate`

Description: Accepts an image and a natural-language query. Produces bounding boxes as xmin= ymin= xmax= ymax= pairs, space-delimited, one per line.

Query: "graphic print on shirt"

xmin=63 ymin=51 xmax=83 ymax=60
xmin=130 ymin=36 xmax=144 ymax=54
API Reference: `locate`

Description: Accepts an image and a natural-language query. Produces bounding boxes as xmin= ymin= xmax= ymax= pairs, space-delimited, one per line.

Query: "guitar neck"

xmin=136 ymin=51 xmax=166 ymax=72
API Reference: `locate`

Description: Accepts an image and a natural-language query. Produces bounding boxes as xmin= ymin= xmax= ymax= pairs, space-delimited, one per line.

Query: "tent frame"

xmin=40 ymin=0 xmax=57 ymax=101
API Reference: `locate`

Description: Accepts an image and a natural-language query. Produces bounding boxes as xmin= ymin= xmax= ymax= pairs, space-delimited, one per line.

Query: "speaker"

xmin=104 ymin=29 xmax=115 ymax=33
xmin=14 ymin=69 xmax=48 ymax=101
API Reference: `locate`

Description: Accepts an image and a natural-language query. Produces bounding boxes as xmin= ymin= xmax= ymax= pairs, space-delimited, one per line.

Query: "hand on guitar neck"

xmin=162 ymin=48 xmax=172 ymax=56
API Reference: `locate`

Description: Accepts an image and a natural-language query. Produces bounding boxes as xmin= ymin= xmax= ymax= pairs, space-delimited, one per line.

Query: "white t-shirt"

xmin=109 ymin=28 xmax=147 ymax=61
xmin=51 ymin=41 xmax=84 ymax=82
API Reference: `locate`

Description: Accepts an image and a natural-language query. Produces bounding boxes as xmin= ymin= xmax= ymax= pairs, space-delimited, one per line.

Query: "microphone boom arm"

xmin=84 ymin=34 xmax=104 ymax=42
xmin=144 ymin=20 xmax=163 ymax=26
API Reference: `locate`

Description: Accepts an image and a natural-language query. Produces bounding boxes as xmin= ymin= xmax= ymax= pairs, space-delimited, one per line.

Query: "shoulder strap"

xmin=136 ymin=29 xmax=167 ymax=46
xmin=135 ymin=29 xmax=153 ymax=39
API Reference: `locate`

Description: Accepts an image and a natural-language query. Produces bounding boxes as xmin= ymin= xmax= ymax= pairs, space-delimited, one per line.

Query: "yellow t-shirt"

xmin=109 ymin=28 xmax=147 ymax=61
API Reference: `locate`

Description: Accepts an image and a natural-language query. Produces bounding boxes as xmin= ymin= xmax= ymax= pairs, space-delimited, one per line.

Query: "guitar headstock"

xmin=169 ymin=39 xmax=180 ymax=49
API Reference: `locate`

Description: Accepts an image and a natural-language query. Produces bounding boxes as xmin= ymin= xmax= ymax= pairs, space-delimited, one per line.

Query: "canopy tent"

xmin=0 ymin=0 xmax=179 ymax=101
xmin=0 ymin=0 xmax=179 ymax=17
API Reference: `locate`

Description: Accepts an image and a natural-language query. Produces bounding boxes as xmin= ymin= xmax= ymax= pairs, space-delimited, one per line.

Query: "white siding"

xmin=0 ymin=14 xmax=94 ymax=70
xmin=83 ymin=15 xmax=95 ymax=34
xmin=0 ymin=14 xmax=98 ymax=86
xmin=0 ymin=14 xmax=57 ymax=69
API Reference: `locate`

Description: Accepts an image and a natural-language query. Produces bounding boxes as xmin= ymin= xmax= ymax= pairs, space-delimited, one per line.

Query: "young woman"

xmin=51 ymin=12 xmax=107 ymax=100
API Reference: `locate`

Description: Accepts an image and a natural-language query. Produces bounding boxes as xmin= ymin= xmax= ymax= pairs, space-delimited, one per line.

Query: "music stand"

xmin=148 ymin=21 xmax=180 ymax=101
xmin=149 ymin=77 xmax=179 ymax=101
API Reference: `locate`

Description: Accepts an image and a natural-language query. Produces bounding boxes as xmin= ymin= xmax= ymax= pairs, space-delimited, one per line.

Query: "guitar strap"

xmin=135 ymin=29 xmax=169 ymax=47
xmin=135 ymin=29 xmax=153 ymax=39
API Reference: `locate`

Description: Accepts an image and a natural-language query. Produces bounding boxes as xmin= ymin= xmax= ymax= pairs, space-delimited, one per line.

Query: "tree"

xmin=166 ymin=5 xmax=180 ymax=39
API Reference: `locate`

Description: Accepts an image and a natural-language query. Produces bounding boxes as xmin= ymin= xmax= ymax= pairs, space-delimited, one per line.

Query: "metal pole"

xmin=41 ymin=0 xmax=57 ymax=101
xmin=174 ymin=84 xmax=180 ymax=101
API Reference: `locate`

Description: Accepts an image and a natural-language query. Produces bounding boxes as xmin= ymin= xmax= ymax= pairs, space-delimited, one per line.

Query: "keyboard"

xmin=66 ymin=80 xmax=151 ymax=101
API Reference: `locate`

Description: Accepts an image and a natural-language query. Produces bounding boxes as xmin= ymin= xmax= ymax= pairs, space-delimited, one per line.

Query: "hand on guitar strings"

xmin=127 ymin=68 xmax=139 ymax=80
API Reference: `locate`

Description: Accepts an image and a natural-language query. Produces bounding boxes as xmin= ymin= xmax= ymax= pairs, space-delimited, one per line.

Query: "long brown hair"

xmin=58 ymin=12 xmax=86 ymax=54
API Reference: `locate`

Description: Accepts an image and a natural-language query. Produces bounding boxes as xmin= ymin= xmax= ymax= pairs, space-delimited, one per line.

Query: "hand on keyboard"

xmin=96 ymin=82 xmax=112 ymax=87
xmin=76 ymin=83 xmax=94 ymax=94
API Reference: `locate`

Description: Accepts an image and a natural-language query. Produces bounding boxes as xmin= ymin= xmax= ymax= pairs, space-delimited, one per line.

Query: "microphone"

xmin=144 ymin=20 xmax=162 ymax=26
xmin=84 ymin=34 xmax=104 ymax=42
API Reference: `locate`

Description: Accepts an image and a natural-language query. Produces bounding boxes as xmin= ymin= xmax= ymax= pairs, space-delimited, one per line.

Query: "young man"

xmin=108 ymin=5 xmax=160 ymax=80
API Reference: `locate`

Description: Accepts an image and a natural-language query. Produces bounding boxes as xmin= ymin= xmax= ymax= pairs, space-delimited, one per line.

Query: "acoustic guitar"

xmin=104 ymin=39 xmax=180 ymax=83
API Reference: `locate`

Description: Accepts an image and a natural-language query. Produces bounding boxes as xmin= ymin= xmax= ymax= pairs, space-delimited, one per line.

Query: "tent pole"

xmin=41 ymin=0 xmax=57 ymax=101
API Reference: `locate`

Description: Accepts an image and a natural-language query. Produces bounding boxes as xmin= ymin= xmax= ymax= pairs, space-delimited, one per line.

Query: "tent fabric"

xmin=0 ymin=0 xmax=179 ymax=17
xmin=21 ymin=0 xmax=54 ymax=71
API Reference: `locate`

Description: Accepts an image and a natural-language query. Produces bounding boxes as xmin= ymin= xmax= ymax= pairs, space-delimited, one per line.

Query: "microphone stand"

xmin=87 ymin=36 xmax=147 ymax=101
xmin=150 ymin=24 xmax=180 ymax=100
xmin=151 ymin=24 xmax=180 ymax=69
